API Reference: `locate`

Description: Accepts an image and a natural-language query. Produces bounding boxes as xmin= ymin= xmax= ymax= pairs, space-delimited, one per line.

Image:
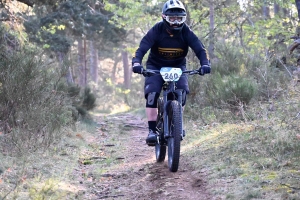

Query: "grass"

xmin=182 ymin=105 xmax=300 ymax=199
xmin=0 ymin=111 xmax=134 ymax=199
xmin=180 ymin=81 xmax=300 ymax=198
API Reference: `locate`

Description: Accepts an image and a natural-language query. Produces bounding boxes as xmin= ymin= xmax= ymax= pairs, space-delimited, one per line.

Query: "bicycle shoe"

xmin=146 ymin=130 xmax=157 ymax=146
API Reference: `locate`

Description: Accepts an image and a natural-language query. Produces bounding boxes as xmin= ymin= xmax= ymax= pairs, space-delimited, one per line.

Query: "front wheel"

xmin=167 ymin=100 xmax=182 ymax=172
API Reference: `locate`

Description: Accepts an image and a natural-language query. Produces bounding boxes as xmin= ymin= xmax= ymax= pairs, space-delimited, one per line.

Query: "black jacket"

xmin=132 ymin=21 xmax=210 ymax=68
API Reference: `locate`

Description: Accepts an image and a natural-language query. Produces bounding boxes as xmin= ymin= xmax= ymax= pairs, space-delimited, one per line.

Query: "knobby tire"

xmin=155 ymin=97 xmax=166 ymax=162
xmin=167 ymin=100 xmax=182 ymax=172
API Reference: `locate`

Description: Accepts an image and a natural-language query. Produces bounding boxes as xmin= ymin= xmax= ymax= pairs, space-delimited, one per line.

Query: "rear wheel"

xmin=155 ymin=97 xmax=166 ymax=162
xmin=167 ymin=100 xmax=182 ymax=172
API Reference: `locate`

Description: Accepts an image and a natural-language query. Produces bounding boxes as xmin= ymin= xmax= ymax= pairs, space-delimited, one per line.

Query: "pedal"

xmin=147 ymin=135 xmax=158 ymax=146
xmin=147 ymin=142 xmax=156 ymax=146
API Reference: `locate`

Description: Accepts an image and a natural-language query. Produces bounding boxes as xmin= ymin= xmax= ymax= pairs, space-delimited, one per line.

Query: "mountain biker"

xmin=132 ymin=0 xmax=211 ymax=146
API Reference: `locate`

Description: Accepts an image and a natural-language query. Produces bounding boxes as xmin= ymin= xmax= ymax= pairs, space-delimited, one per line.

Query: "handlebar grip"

xmin=199 ymin=68 xmax=204 ymax=76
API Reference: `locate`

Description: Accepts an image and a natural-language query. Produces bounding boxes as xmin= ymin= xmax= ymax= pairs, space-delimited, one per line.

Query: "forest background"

xmin=1 ymin=0 xmax=300 ymax=199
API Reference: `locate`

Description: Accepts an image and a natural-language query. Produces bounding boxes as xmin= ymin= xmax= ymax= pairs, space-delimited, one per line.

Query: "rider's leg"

xmin=181 ymin=91 xmax=187 ymax=137
xmin=146 ymin=107 xmax=158 ymax=133
xmin=146 ymin=107 xmax=158 ymax=124
xmin=146 ymin=107 xmax=158 ymax=121
xmin=145 ymin=92 xmax=160 ymax=144
xmin=176 ymin=73 xmax=188 ymax=138
xmin=144 ymin=65 xmax=164 ymax=145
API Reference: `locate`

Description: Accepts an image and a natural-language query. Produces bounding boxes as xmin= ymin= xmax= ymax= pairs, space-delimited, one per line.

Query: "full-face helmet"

xmin=162 ymin=0 xmax=187 ymax=33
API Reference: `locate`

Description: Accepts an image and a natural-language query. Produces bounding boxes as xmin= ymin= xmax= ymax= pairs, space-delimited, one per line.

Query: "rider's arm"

xmin=132 ymin=24 xmax=159 ymax=65
xmin=184 ymin=27 xmax=210 ymax=66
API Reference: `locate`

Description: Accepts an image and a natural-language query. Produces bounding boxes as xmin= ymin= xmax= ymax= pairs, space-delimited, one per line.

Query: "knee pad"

xmin=146 ymin=92 xmax=160 ymax=108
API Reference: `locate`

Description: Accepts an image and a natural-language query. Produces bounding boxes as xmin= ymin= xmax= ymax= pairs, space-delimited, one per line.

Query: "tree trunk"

xmin=77 ymin=38 xmax=85 ymax=87
xmin=111 ymin=54 xmax=119 ymax=84
xmin=208 ymin=1 xmax=215 ymax=59
xmin=262 ymin=4 xmax=270 ymax=19
xmin=296 ymin=0 xmax=300 ymax=21
xmin=84 ymin=38 xmax=87 ymax=86
xmin=122 ymin=50 xmax=130 ymax=89
xmin=274 ymin=3 xmax=280 ymax=15
xmin=57 ymin=52 xmax=73 ymax=84
xmin=89 ymin=40 xmax=98 ymax=84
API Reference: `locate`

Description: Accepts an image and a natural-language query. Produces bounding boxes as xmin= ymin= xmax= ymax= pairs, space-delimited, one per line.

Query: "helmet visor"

xmin=165 ymin=15 xmax=186 ymax=25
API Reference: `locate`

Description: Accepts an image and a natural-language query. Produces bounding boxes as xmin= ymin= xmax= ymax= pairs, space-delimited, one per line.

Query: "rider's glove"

xmin=132 ymin=63 xmax=143 ymax=74
xmin=295 ymin=38 xmax=300 ymax=44
xmin=199 ymin=65 xmax=211 ymax=75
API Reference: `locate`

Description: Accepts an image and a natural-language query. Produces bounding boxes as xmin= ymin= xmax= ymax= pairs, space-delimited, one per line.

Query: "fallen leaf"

xmin=76 ymin=134 xmax=84 ymax=139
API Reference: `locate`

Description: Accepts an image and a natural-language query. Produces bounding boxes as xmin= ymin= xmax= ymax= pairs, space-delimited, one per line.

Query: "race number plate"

xmin=160 ymin=67 xmax=182 ymax=82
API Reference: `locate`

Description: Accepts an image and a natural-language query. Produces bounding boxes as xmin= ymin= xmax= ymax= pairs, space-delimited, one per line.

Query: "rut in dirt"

xmin=80 ymin=113 xmax=212 ymax=200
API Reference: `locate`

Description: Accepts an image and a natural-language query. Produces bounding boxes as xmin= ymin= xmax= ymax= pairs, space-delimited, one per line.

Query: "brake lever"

xmin=188 ymin=70 xmax=200 ymax=75
xmin=142 ymin=69 xmax=157 ymax=77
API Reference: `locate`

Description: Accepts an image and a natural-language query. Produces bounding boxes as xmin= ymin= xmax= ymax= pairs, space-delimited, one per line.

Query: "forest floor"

xmin=76 ymin=112 xmax=213 ymax=200
xmin=0 ymin=111 xmax=215 ymax=200
xmin=3 ymin=108 xmax=300 ymax=199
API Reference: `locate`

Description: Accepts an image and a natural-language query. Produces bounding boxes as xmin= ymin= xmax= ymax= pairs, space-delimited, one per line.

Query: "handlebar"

xmin=288 ymin=36 xmax=300 ymax=54
xmin=140 ymin=68 xmax=203 ymax=77
xmin=291 ymin=36 xmax=300 ymax=40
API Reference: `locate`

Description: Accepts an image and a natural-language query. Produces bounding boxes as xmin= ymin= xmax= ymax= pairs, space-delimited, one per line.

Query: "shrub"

xmin=82 ymin=87 xmax=96 ymax=111
xmin=205 ymin=73 xmax=257 ymax=107
xmin=57 ymin=83 xmax=97 ymax=119
xmin=212 ymin=43 xmax=245 ymax=76
xmin=0 ymin=46 xmax=73 ymax=155
xmin=247 ymin=62 xmax=291 ymax=100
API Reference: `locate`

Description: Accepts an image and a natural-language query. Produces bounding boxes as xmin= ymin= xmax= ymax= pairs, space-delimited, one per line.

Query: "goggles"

xmin=164 ymin=15 xmax=186 ymax=25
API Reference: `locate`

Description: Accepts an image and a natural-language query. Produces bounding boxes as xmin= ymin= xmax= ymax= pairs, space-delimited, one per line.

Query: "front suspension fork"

xmin=163 ymin=90 xmax=184 ymax=139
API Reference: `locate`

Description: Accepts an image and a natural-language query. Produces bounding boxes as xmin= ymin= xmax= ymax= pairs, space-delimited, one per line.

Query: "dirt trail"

xmin=79 ymin=113 xmax=212 ymax=200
